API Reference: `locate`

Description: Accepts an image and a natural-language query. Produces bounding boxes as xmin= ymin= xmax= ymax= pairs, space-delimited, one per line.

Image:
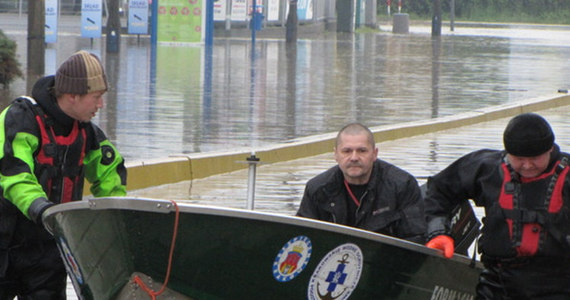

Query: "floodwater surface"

xmin=2 ymin=16 xmax=568 ymax=299
xmin=2 ymin=19 xmax=570 ymax=162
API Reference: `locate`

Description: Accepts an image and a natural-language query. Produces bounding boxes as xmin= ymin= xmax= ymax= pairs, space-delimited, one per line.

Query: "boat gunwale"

xmin=43 ymin=196 xmax=481 ymax=267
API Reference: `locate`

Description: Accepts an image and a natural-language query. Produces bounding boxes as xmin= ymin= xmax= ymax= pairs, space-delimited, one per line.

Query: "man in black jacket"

xmin=296 ymin=123 xmax=426 ymax=243
xmin=425 ymin=113 xmax=570 ymax=299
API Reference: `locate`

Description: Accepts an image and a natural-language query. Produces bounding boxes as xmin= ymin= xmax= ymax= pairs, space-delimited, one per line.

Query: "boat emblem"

xmin=272 ymin=235 xmax=312 ymax=282
xmin=58 ymin=237 xmax=84 ymax=285
xmin=308 ymin=243 xmax=363 ymax=300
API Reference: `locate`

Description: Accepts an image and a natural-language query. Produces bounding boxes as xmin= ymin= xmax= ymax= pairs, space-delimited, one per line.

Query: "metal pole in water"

xmin=251 ymin=0 xmax=257 ymax=45
xmin=151 ymin=0 xmax=158 ymax=47
xmin=450 ymin=0 xmax=455 ymax=31
xmin=246 ymin=152 xmax=260 ymax=210
xmin=205 ymin=0 xmax=213 ymax=46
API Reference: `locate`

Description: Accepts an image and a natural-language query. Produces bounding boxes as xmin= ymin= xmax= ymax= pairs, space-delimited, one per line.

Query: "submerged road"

xmin=129 ymin=104 xmax=570 ymax=215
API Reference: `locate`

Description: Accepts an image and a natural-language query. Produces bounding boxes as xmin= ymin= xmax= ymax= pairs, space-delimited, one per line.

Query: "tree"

xmin=0 ymin=29 xmax=23 ymax=89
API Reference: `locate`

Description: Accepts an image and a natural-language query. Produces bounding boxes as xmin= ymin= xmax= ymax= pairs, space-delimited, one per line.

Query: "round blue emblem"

xmin=308 ymin=243 xmax=363 ymax=300
xmin=272 ymin=235 xmax=312 ymax=282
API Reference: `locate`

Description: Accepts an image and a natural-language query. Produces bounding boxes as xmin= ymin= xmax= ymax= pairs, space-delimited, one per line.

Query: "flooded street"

xmin=130 ymin=104 xmax=570 ymax=215
xmin=2 ymin=16 xmax=570 ymax=162
xmin=2 ymin=15 xmax=570 ymax=299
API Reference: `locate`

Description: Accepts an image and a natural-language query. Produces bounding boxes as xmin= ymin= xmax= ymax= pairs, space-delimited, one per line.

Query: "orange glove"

xmin=426 ymin=235 xmax=455 ymax=259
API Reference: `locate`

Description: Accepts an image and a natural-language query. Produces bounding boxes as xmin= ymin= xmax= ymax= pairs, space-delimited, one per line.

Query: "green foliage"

xmin=377 ymin=0 xmax=570 ymax=24
xmin=0 ymin=29 xmax=23 ymax=89
xmin=355 ymin=25 xmax=381 ymax=33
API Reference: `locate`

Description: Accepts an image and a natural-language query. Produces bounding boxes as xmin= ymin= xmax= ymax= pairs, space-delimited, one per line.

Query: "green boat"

xmin=43 ymin=197 xmax=482 ymax=300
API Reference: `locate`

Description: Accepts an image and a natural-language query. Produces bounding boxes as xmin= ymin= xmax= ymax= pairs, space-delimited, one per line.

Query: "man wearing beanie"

xmin=0 ymin=51 xmax=127 ymax=299
xmin=424 ymin=112 xmax=570 ymax=299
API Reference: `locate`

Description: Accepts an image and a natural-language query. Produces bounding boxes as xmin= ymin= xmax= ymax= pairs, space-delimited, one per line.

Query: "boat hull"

xmin=43 ymin=197 xmax=481 ymax=300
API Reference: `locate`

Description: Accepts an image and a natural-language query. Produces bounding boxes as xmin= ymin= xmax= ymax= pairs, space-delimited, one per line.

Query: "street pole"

xmin=431 ymin=0 xmax=442 ymax=36
xmin=251 ymin=0 xmax=257 ymax=45
xmin=286 ymin=0 xmax=297 ymax=43
xmin=27 ymin=0 xmax=45 ymax=89
xmin=245 ymin=153 xmax=260 ymax=210
xmin=450 ymin=0 xmax=455 ymax=31
xmin=106 ymin=0 xmax=121 ymax=53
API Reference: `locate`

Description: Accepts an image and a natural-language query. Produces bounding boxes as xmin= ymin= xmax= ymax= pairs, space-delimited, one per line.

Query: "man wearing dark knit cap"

xmin=0 ymin=51 xmax=127 ymax=299
xmin=424 ymin=113 xmax=570 ymax=299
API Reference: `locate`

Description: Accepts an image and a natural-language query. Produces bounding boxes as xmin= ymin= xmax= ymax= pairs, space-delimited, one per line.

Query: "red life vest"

xmin=22 ymin=97 xmax=88 ymax=204
xmin=499 ymin=158 xmax=569 ymax=256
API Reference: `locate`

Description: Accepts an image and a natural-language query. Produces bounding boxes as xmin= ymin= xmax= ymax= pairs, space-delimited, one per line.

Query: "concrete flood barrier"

xmin=82 ymin=93 xmax=569 ymax=195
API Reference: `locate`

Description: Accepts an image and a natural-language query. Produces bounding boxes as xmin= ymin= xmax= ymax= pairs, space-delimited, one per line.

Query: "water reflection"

xmin=129 ymin=105 xmax=570 ymax=215
xmin=431 ymin=37 xmax=441 ymax=118
xmin=3 ymin=26 xmax=570 ymax=162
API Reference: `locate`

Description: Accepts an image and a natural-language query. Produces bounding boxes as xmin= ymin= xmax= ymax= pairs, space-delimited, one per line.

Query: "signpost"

xmin=81 ymin=0 xmax=103 ymax=43
xmin=128 ymin=0 xmax=149 ymax=35
xmin=45 ymin=0 xmax=58 ymax=43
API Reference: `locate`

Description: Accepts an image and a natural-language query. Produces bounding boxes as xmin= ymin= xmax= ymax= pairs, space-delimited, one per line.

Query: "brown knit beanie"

xmin=55 ymin=50 xmax=108 ymax=95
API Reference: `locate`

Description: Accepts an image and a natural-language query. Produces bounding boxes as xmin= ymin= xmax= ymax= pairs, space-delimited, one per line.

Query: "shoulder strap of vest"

xmin=15 ymin=96 xmax=56 ymax=145
xmin=544 ymin=157 xmax=568 ymax=208
xmin=15 ymin=95 xmax=45 ymax=113
xmin=16 ymin=96 xmax=46 ymax=123
xmin=542 ymin=157 xmax=570 ymax=249
xmin=501 ymin=162 xmax=525 ymax=248
xmin=15 ymin=95 xmax=37 ymax=105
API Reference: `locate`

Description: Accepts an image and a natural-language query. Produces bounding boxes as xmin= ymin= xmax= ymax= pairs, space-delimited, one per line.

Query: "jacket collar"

xmin=31 ymin=75 xmax=78 ymax=131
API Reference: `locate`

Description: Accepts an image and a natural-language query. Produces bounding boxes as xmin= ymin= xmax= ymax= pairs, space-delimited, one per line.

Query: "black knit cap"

xmin=503 ymin=113 xmax=554 ymax=157
xmin=55 ymin=50 xmax=108 ymax=95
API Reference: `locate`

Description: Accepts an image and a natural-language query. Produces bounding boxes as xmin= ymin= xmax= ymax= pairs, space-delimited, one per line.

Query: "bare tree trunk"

xmin=27 ymin=0 xmax=45 ymax=90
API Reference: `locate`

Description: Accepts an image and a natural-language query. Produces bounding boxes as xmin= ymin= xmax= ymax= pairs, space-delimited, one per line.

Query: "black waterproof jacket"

xmin=297 ymin=159 xmax=426 ymax=243
xmin=425 ymin=145 xmax=570 ymax=260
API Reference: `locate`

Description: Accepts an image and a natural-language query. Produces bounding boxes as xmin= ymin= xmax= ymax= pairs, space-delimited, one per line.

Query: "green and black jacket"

xmin=0 ymin=75 xmax=126 ymax=247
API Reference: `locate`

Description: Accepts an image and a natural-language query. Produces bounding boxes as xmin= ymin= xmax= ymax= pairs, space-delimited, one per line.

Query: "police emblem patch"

xmin=272 ymin=235 xmax=312 ymax=282
xmin=307 ymin=243 xmax=363 ymax=300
